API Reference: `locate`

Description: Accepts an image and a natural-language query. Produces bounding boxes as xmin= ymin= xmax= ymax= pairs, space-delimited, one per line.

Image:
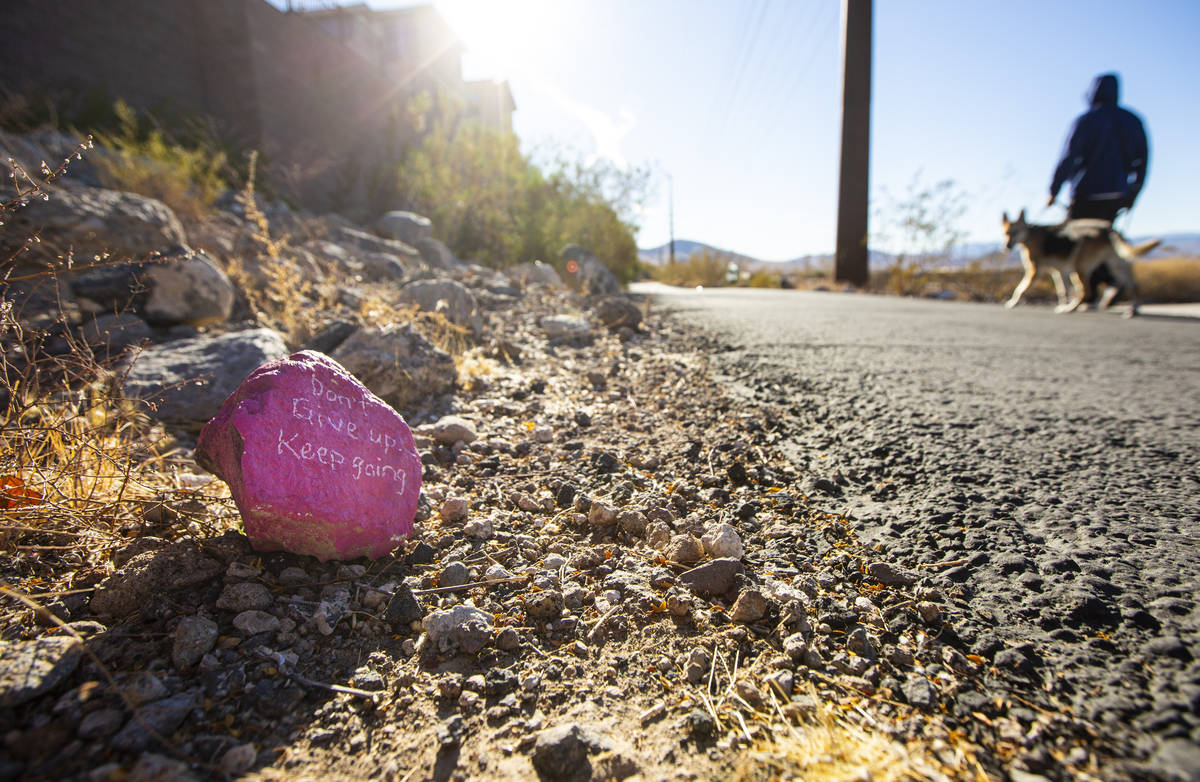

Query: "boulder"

xmin=121 ymin=328 xmax=289 ymax=427
xmin=2 ymin=186 xmax=186 ymax=263
xmin=195 ymin=351 xmax=422 ymax=561
xmin=70 ymin=246 xmax=235 ymax=327
xmin=592 ymin=296 xmax=643 ymax=331
xmin=78 ymin=313 xmax=154 ymax=355
xmin=561 ymin=245 xmax=621 ymax=297
xmin=507 ymin=261 xmax=563 ymax=289
xmin=0 ymin=636 xmax=83 ymax=708
xmin=330 ymin=324 xmax=457 ymax=412
xmin=375 ymin=211 xmax=433 ymax=246
xmin=325 ymin=224 xmax=424 ymax=268
xmin=358 ymin=251 xmax=413 ymax=282
xmin=401 ymin=279 xmax=482 ymax=335
xmin=413 ymin=236 xmax=458 ymax=270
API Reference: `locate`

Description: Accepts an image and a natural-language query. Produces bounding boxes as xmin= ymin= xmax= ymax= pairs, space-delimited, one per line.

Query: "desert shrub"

xmin=1133 ymin=257 xmax=1200 ymax=303
xmin=871 ymin=175 xmax=967 ymax=296
xmin=747 ymin=270 xmax=782 ymax=288
xmin=395 ymin=93 xmax=647 ymax=283
xmin=222 ymin=152 xmax=332 ymax=347
xmin=1 ymin=142 xmax=217 ymax=611
xmin=650 ymin=248 xmax=735 ymax=288
xmin=91 ymin=100 xmax=229 ymax=219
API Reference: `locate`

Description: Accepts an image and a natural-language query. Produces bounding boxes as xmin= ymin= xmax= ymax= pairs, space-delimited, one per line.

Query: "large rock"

xmin=121 ymin=328 xmax=289 ymax=427
xmin=507 ymin=261 xmax=562 ymax=289
xmin=325 ymin=224 xmax=424 ymax=268
xmin=0 ymin=636 xmax=83 ymax=708
xmin=401 ymin=279 xmax=482 ymax=336
xmin=78 ymin=313 xmax=154 ymax=355
xmin=592 ymin=296 xmax=643 ymax=331
xmin=195 ymin=350 xmax=421 ymax=561
xmin=413 ymin=237 xmax=458 ymax=270
xmin=330 ymin=324 xmax=457 ymax=412
xmin=2 ymin=186 xmax=186 ymax=263
xmin=561 ymin=245 xmax=621 ymax=297
xmin=90 ymin=543 xmax=224 ymax=618
xmin=70 ymin=246 xmax=235 ymax=327
xmin=375 ymin=211 xmax=433 ymax=246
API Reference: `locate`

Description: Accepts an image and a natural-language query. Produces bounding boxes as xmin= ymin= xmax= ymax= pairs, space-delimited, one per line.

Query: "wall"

xmin=0 ymin=0 xmax=415 ymax=212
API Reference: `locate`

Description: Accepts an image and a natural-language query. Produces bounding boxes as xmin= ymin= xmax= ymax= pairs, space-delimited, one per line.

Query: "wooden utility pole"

xmin=834 ymin=0 xmax=872 ymax=286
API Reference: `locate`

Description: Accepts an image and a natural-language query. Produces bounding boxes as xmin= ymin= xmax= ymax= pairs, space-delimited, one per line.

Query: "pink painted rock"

xmin=195 ymin=350 xmax=421 ymax=561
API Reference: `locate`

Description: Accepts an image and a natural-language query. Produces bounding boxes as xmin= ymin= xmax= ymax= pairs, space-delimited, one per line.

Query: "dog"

xmin=1001 ymin=209 xmax=1161 ymax=317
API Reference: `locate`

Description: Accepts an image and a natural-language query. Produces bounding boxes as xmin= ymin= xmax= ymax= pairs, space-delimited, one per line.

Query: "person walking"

xmin=1048 ymin=73 xmax=1149 ymax=302
xmin=1049 ymin=72 xmax=1148 ymax=219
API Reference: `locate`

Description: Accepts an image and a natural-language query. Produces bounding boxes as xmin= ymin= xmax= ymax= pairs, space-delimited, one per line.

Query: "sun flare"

xmin=436 ymin=0 xmax=566 ymax=79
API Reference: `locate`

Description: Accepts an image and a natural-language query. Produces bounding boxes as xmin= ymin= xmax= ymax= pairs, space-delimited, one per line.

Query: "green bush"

xmin=91 ymin=100 xmax=229 ymax=219
xmin=395 ymin=95 xmax=647 ymax=283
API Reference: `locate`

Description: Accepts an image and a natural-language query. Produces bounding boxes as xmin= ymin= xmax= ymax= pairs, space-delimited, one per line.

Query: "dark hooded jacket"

xmin=1050 ymin=73 xmax=1148 ymax=205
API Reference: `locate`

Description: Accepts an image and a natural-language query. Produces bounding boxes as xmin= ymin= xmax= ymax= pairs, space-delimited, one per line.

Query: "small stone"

xmin=225 ymin=562 xmax=261 ymax=581
xmin=485 ymin=564 xmax=512 ymax=581
xmin=422 ymin=606 xmax=494 ymax=654
xmin=440 ymin=562 xmax=469 ymax=588
xmin=867 ymin=561 xmax=916 ymax=586
xmin=419 ymin=415 xmax=477 ymax=446
xmin=544 ymin=554 xmax=567 ymax=571
xmin=588 ymin=501 xmax=617 ymax=527
xmin=665 ymin=534 xmax=704 ymax=564
xmin=463 ymin=517 xmax=494 ymax=539
xmin=233 ymin=610 xmax=281 ymax=636
xmin=172 ymin=617 xmax=220 ymax=669
xmin=440 ymin=497 xmax=469 ymax=523
xmin=902 ymin=676 xmax=937 ymax=711
xmin=678 ymin=558 xmax=743 ymax=598
xmin=277 ymin=566 xmax=309 ymax=587
xmin=111 ymin=690 xmax=199 ymax=752
xmin=383 ymin=583 xmax=423 ymax=629
xmin=644 ymin=521 xmax=671 ymax=549
xmin=77 ymin=707 xmax=125 ymax=739
xmin=495 ymin=627 xmax=520 ymax=651
xmin=220 ymin=743 xmax=258 ymax=775
xmin=845 ymin=627 xmax=877 ymax=659
xmin=0 ymin=636 xmax=83 ymax=708
xmin=216 ymin=582 xmax=272 ymax=612
xmin=531 ymin=724 xmax=616 ymax=781
xmin=916 ymin=602 xmax=941 ymax=623
xmin=730 ymin=589 xmax=768 ymax=623
xmin=352 ymin=668 xmax=386 ymax=691
xmin=617 ymin=510 xmax=647 ymax=536
xmin=127 ymin=753 xmax=199 ymax=782
xmin=526 ymin=590 xmax=565 ymax=622
xmin=122 ymin=672 xmax=168 ymax=706
xmin=701 ymin=524 xmax=743 ymax=560
xmin=532 ymin=425 xmax=554 ymax=443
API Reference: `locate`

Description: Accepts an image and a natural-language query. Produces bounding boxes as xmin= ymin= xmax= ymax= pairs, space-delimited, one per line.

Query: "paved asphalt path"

xmin=635 ymin=282 xmax=1200 ymax=773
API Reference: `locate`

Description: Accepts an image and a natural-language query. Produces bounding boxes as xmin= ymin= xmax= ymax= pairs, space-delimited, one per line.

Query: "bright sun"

xmin=435 ymin=0 xmax=565 ymax=79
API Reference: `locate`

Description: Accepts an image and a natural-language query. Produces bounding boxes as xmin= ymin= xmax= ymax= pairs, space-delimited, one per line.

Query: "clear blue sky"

xmin=303 ymin=0 xmax=1200 ymax=259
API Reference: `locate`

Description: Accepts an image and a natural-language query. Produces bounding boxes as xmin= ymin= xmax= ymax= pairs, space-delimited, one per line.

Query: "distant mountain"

xmin=638 ymin=232 xmax=1200 ymax=272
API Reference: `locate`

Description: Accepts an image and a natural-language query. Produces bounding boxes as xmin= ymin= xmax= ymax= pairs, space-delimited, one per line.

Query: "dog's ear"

xmin=1002 ymin=211 xmax=1010 ymax=224
xmin=1018 ymin=208 xmax=1026 ymax=221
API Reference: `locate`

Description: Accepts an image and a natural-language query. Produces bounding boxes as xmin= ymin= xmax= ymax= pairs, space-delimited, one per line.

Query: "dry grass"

xmin=222 ymin=152 xmax=336 ymax=347
xmin=1133 ymin=256 xmax=1200 ymax=302
xmin=864 ymin=255 xmax=1200 ymax=305
xmin=1 ymin=139 xmax=231 ymax=635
